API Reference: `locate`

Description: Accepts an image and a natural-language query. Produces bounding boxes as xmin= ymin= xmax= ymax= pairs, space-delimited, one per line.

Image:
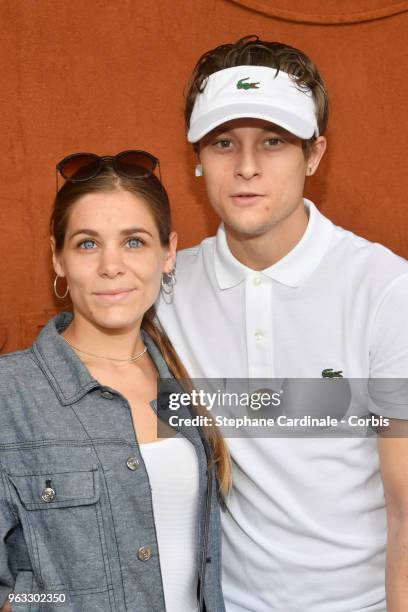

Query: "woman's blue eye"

xmin=127 ymin=238 xmax=142 ymax=248
xmin=79 ymin=240 xmax=96 ymax=249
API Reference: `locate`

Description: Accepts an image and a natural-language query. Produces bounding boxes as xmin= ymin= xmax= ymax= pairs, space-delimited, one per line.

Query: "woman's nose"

xmin=97 ymin=246 xmax=126 ymax=278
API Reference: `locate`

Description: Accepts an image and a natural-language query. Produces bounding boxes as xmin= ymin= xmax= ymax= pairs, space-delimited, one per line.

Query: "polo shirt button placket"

xmin=245 ymin=274 xmax=273 ymax=378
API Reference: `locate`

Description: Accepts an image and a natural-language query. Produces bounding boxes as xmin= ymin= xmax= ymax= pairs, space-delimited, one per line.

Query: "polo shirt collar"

xmin=32 ymin=311 xmax=172 ymax=405
xmin=214 ymin=199 xmax=334 ymax=289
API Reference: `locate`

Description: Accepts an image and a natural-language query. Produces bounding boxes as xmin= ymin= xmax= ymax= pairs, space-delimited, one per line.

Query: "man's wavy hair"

xmin=184 ymin=35 xmax=329 ymax=156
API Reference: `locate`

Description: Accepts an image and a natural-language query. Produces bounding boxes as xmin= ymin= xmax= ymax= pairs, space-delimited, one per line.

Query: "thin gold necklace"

xmin=62 ymin=336 xmax=147 ymax=362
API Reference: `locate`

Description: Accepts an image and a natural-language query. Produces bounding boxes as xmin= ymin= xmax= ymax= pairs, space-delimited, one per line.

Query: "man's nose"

xmin=235 ymin=147 xmax=261 ymax=180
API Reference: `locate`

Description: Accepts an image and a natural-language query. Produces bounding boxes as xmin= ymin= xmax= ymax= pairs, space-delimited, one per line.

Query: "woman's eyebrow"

xmin=68 ymin=227 xmax=153 ymax=240
xmin=68 ymin=229 xmax=98 ymax=239
xmin=120 ymin=227 xmax=153 ymax=237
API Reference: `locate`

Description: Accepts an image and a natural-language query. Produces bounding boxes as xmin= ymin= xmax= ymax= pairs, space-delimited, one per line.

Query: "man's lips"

xmin=230 ymin=193 xmax=265 ymax=205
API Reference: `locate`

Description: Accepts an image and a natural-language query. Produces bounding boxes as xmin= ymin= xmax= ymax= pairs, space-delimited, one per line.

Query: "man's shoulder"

xmin=331 ymin=222 xmax=408 ymax=283
xmin=176 ymin=235 xmax=216 ymax=270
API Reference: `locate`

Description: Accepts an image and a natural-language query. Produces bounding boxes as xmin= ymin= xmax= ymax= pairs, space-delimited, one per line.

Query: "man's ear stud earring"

xmin=195 ymin=164 xmax=203 ymax=177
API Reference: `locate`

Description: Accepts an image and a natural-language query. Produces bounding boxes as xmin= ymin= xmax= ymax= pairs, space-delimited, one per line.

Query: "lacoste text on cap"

xmin=187 ymin=65 xmax=319 ymax=143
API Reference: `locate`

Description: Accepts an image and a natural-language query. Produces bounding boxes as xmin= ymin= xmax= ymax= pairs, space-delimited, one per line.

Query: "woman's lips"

xmin=93 ymin=289 xmax=135 ymax=303
xmin=230 ymin=194 xmax=264 ymax=206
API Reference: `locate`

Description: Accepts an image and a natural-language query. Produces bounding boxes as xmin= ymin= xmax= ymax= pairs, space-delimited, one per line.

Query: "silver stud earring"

xmin=195 ymin=164 xmax=203 ymax=177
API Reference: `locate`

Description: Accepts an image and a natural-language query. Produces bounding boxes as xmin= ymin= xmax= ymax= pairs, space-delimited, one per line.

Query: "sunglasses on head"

xmin=56 ymin=150 xmax=160 ymax=184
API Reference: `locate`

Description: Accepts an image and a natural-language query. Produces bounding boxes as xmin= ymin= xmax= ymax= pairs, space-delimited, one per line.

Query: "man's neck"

xmin=225 ymin=201 xmax=309 ymax=271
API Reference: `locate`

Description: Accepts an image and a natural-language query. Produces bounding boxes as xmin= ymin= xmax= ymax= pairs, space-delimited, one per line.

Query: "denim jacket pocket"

xmin=6 ymin=468 xmax=111 ymax=595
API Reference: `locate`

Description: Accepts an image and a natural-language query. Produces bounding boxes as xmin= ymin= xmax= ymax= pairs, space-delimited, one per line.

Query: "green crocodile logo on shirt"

xmin=322 ymin=368 xmax=344 ymax=378
xmin=237 ymin=77 xmax=260 ymax=90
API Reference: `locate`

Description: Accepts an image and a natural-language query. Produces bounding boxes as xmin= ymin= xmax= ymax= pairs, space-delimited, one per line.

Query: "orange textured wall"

xmin=0 ymin=0 xmax=407 ymax=351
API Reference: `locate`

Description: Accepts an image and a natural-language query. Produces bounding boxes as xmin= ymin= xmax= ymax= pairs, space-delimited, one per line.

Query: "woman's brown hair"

xmin=50 ymin=165 xmax=232 ymax=495
xmin=185 ymin=35 xmax=329 ymax=157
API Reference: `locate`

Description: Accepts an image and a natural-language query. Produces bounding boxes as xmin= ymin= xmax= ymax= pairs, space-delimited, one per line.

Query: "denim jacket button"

xmin=100 ymin=390 xmax=114 ymax=399
xmin=137 ymin=546 xmax=152 ymax=561
xmin=41 ymin=486 xmax=56 ymax=503
xmin=126 ymin=457 xmax=140 ymax=471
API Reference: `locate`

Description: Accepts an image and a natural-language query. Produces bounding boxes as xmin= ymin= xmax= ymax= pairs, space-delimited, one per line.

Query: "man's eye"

xmin=265 ymin=138 xmax=284 ymax=147
xmin=78 ymin=240 xmax=96 ymax=249
xmin=214 ymin=139 xmax=232 ymax=149
xmin=127 ymin=237 xmax=143 ymax=248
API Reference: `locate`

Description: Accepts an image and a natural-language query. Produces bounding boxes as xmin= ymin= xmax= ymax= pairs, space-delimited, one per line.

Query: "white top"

xmin=139 ymin=436 xmax=199 ymax=612
xmin=157 ymin=200 xmax=408 ymax=612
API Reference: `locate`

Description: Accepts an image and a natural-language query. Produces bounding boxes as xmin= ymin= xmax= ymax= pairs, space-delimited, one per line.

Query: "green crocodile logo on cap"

xmin=237 ymin=77 xmax=260 ymax=90
xmin=322 ymin=368 xmax=344 ymax=378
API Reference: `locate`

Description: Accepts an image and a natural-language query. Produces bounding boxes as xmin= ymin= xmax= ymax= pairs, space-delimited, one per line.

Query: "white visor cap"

xmin=187 ymin=65 xmax=319 ymax=143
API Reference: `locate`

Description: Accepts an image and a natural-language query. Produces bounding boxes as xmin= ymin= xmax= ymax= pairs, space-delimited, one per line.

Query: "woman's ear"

xmin=50 ymin=236 xmax=65 ymax=277
xmin=163 ymin=232 xmax=178 ymax=273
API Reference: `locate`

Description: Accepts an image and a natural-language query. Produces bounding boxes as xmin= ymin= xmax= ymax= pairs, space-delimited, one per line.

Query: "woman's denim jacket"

xmin=0 ymin=312 xmax=225 ymax=612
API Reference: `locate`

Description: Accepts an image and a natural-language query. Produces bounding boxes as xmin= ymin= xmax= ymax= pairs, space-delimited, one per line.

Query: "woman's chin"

xmin=72 ymin=297 xmax=155 ymax=332
xmin=86 ymin=309 xmax=143 ymax=333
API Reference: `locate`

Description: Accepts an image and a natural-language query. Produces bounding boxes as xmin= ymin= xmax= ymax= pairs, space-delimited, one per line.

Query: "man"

xmin=157 ymin=36 xmax=408 ymax=611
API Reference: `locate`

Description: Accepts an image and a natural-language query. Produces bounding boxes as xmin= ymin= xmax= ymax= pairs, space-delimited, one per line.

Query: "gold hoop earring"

xmin=53 ymin=275 xmax=69 ymax=299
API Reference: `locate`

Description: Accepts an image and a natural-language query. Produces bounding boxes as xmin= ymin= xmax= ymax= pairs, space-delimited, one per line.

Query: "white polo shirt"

xmin=156 ymin=200 xmax=408 ymax=612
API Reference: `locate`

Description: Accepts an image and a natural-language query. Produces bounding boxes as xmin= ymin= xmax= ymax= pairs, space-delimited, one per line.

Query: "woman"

xmin=0 ymin=151 xmax=230 ymax=612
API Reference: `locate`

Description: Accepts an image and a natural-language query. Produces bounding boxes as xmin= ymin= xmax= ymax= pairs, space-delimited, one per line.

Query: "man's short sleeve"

xmin=369 ymin=274 xmax=408 ymax=420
